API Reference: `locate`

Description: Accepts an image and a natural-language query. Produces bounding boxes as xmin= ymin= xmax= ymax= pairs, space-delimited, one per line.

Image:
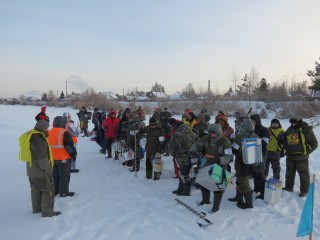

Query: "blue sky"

xmin=1 ymin=0 xmax=320 ymax=98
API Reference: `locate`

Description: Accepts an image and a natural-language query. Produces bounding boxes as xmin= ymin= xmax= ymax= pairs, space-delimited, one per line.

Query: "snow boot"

xmin=198 ymin=188 xmax=210 ymax=205
xmin=173 ymin=181 xmax=184 ymax=194
xmin=42 ymin=211 xmax=62 ymax=217
xmin=177 ymin=183 xmax=191 ymax=196
xmin=114 ymin=151 xmax=119 ymax=160
xmin=60 ymin=192 xmax=75 ymax=197
xmin=228 ymin=189 xmax=244 ymax=203
xmin=211 ymin=194 xmax=223 ymax=213
xmin=237 ymin=191 xmax=253 ymax=209
xmin=153 ymin=171 xmax=161 ymax=180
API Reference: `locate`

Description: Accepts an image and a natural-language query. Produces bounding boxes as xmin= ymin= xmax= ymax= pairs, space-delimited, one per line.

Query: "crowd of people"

xmin=20 ymin=105 xmax=318 ymax=217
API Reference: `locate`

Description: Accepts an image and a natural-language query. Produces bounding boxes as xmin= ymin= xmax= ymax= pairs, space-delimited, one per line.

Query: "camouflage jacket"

xmin=169 ymin=123 xmax=199 ymax=167
xmin=126 ymin=117 xmax=145 ymax=152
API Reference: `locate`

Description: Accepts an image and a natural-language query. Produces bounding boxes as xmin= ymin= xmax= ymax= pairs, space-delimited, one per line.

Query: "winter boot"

xmin=228 ymin=189 xmax=244 ymax=203
xmin=198 ymin=188 xmax=210 ymax=205
xmin=211 ymin=194 xmax=223 ymax=213
xmin=60 ymin=192 xmax=75 ymax=197
xmin=256 ymin=180 xmax=266 ymax=200
xmin=42 ymin=211 xmax=62 ymax=217
xmin=153 ymin=171 xmax=161 ymax=180
xmin=177 ymin=183 xmax=191 ymax=196
xmin=237 ymin=191 xmax=253 ymax=209
xmin=172 ymin=181 xmax=183 ymax=194
xmin=114 ymin=151 xmax=119 ymax=160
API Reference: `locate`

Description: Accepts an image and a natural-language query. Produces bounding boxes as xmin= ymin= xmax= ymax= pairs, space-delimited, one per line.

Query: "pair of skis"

xmin=175 ymin=198 xmax=213 ymax=228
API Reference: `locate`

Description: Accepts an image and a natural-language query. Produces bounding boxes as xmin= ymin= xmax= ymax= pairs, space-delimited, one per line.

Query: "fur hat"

xmin=34 ymin=120 xmax=49 ymax=131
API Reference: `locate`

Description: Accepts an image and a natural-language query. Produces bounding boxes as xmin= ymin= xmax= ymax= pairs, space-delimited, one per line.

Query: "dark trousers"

xmin=53 ymin=159 xmax=71 ymax=195
xmin=104 ymin=138 xmax=113 ymax=157
xmin=146 ymin=153 xmax=152 ymax=177
xmin=265 ymin=157 xmax=281 ymax=179
xmin=285 ymin=158 xmax=310 ymax=193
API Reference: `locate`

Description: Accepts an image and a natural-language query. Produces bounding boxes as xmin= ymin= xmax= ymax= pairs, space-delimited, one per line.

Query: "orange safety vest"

xmin=48 ymin=128 xmax=71 ymax=160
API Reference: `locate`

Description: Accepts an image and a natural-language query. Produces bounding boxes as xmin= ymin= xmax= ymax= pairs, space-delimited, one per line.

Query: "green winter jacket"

xmin=190 ymin=123 xmax=233 ymax=168
xmin=139 ymin=124 xmax=165 ymax=157
xmin=169 ymin=123 xmax=199 ymax=167
xmin=27 ymin=132 xmax=53 ymax=178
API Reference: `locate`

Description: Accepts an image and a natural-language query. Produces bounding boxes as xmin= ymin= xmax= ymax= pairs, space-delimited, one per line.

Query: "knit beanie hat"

xmin=168 ymin=118 xmax=177 ymax=126
xmin=41 ymin=106 xmax=46 ymax=112
xmin=34 ymin=120 xmax=49 ymax=131
xmin=271 ymin=118 xmax=281 ymax=127
xmin=149 ymin=117 xmax=157 ymax=126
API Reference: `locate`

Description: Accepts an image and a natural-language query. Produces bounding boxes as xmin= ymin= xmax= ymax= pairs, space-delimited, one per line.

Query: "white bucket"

xmin=153 ymin=159 xmax=164 ymax=173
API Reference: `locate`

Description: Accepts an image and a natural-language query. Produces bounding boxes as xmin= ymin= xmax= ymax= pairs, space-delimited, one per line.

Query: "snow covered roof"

xmin=99 ymin=92 xmax=118 ymax=99
xmin=169 ymin=92 xmax=184 ymax=99
xmin=146 ymin=91 xmax=168 ymax=99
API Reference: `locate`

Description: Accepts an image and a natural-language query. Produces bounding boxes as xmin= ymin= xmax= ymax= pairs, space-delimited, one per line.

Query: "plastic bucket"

xmin=153 ymin=159 xmax=164 ymax=173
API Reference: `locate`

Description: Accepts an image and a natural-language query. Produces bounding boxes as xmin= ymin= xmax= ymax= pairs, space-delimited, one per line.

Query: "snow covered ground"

xmin=0 ymin=104 xmax=319 ymax=240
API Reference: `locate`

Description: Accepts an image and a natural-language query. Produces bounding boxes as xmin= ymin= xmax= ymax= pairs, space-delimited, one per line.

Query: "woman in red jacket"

xmin=101 ymin=110 xmax=120 ymax=158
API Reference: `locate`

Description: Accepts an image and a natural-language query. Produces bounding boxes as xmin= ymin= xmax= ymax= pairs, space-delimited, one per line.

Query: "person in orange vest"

xmin=48 ymin=116 xmax=77 ymax=197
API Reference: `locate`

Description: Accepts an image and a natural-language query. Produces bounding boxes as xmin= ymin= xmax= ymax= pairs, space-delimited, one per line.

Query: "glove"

xmin=155 ymin=152 xmax=161 ymax=159
xmin=193 ymin=166 xmax=198 ymax=174
xmin=230 ymin=132 xmax=235 ymax=139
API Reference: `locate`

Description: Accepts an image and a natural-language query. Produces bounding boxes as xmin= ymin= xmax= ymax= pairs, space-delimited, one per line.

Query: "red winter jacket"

xmin=102 ymin=112 xmax=120 ymax=139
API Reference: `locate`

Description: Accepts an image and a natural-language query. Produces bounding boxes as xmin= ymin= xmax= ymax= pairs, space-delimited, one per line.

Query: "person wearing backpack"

xmin=282 ymin=117 xmax=318 ymax=197
xmin=19 ymin=120 xmax=61 ymax=217
xmin=266 ymin=119 xmax=285 ymax=179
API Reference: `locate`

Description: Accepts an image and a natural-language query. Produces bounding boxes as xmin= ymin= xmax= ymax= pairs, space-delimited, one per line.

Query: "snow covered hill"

xmin=0 ymin=105 xmax=319 ymax=240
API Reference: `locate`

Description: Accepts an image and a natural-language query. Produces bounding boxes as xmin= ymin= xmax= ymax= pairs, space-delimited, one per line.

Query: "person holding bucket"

xmin=138 ymin=117 xmax=165 ymax=179
xmin=190 ymin=123 xmax=233 ymax=213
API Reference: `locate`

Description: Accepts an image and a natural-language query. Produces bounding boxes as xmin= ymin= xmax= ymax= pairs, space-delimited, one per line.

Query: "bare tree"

xmin=230 ymin=68 xmax=240 ymax=94
xmin=47 ymin=90 xmax=56 ymax=102
xmin=247 ymin=66 xmax=260 ymax=98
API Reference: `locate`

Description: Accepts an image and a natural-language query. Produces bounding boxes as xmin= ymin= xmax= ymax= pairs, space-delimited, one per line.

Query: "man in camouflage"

xmin=190 ymin=123 xmax=233 ymax=213
xmin=126 ymin=111 xmax=145 ymax=172
xmin=170 ymin=121 xmax=199 ymax=196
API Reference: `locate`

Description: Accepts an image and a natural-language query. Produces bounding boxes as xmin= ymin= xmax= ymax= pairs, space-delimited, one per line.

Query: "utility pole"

xmin=208 ymin=79 xmax=211 ymax=96
xmin=66 ymin=81 xmax=68 ymax=97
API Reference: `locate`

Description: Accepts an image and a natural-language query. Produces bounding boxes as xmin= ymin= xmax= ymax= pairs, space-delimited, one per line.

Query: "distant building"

xmin=146 ymin=91 xmax=168 ymax=99
xmin=98 ymin=92 xmax=119 ymax=100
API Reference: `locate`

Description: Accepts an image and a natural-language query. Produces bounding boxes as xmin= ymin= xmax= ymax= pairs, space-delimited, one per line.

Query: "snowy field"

xmin=0 ymin=104 xmax=319 ymax=240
